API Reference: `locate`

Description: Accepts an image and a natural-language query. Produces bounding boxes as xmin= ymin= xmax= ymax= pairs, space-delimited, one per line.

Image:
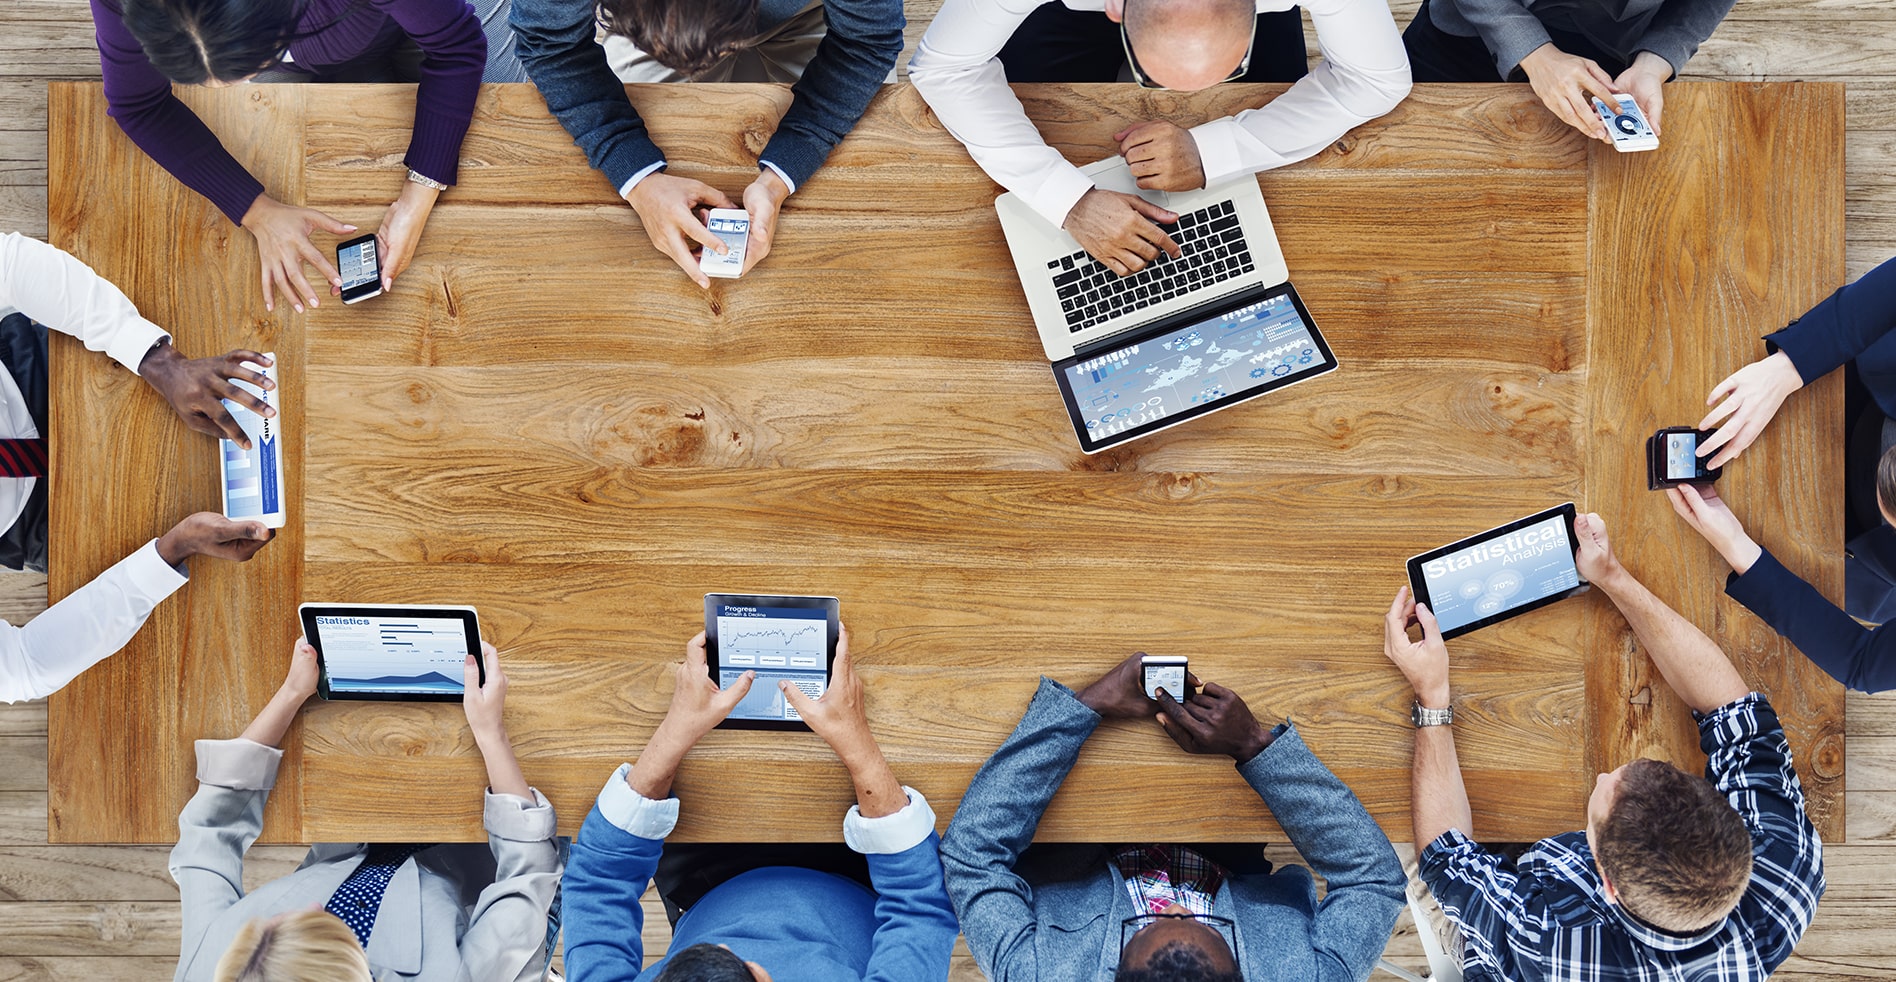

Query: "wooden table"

xmin=46 ymin=81 xmax=1845 ymax=845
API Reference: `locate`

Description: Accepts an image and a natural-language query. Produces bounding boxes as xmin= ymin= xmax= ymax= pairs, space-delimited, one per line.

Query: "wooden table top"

xmin=46 ymin=80 xmax=1845 ymax=845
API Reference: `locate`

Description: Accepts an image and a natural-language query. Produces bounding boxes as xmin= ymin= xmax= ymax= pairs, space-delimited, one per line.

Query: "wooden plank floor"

xmin=2 ymin=0 xmax=1893 ymax=977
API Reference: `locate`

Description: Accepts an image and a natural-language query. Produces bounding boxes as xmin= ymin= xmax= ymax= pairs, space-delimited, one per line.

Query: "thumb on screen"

xmin=462 ymin=654 xmax=480 ymax=694
xmin=716 ymin=670 xmax=755 ymax=710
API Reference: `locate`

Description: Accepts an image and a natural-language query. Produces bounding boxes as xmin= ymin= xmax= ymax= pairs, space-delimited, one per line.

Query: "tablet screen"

xmin=1414 ymin=509 xmax=1583 ymax=636
xmin=311 ymin=612 xmax=474 ymax=697
xmin=713 ymin=602 xmax=830 ymax=723
xmin=1054 ymin=284 xmax=1335 ymax=451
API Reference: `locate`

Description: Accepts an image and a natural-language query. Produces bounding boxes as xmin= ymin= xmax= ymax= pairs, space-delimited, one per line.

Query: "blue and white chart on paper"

xmin=1062 ymin=291 xmax=1327 ymax=441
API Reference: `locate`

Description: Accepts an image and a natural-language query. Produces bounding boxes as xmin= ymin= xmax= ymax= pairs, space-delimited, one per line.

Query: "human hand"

xmin=624 ymin=173 xmax=739 ymax=288
xmin=1383 ymin=586 xmax=1450 ymax=708
xmin=1572 ymin=511 xmax=1623 ymax=587
xmin=374 ymin=181 xmax=441 ymax=293
xmin=660 ymin=632 xmax=755 ymax=741
xmin=283 ymin=636 xmax=322 ymax=701
xmin=1613 ymin=52 xmax=1671 ymax=137
xmin=739 ymin=170 xmax=790 ymax=275
xmin=1063 ymin=188 xmax=1181 ymax=277
xmin=1115 ymin=120 xmax=1206 ymax=192
xmin=1076 ymin=652 xmax=1164 ymax=719
xmin=1666 ymin=482 xmax=1763 ymax=574
xmin=1518 ymin=43 xmax=1617 ymax=141
xmin=781 ymin=625 xmax=881 ymax=762
xmin=461 ymin=641 xmax=507 ymax=738
xmin=155 ymin=512 xmax=274 ymax=566
xmin=137 ymin=345 xmax=276 ymax=449
xmin=239 ymin=193 xmax=354 ymax=313
xmin=1155 ymin=681 xmax=1273 ymax=763
xmin=1697 ymin=351 xmax=1804 ymax=468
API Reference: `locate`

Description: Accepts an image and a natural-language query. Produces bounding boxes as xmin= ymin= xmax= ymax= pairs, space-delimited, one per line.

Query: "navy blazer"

xmin=1727 ymin=547 xmax=1896 ymax=693
xmin=941 ymin=678 xmax=1406 ymax=982
xmin=1764 ymin=253 xmax=1896 ymax=415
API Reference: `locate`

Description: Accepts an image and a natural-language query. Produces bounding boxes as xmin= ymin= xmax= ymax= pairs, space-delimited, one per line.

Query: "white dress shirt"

xmin=0 ymin=232 xmax=181 ymax=704
xmin=909 ymin=0 xmax=1413 ymax=228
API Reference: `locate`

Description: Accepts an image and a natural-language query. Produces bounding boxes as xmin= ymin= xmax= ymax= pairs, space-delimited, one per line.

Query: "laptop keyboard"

xmin=1047 ymin=200 xmax=1256 ymax=334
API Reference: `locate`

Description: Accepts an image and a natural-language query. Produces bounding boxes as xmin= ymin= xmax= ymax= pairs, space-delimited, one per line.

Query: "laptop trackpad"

xmin=1084 ymin=157 xmax=1172 ymax=210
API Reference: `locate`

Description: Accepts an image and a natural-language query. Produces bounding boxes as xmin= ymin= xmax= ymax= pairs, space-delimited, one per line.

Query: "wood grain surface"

xmin=47 ymin=80 xmax=1843 ymax=844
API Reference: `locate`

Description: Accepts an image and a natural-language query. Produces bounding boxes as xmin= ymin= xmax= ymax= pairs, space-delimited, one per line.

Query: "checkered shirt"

xmin=1113 ymin=844 xmax=1228 ymax=917
xmin=1419 ymin=694 xmax=1825 ymax=982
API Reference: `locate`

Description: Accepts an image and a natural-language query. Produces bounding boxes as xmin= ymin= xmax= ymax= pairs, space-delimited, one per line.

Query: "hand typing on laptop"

xmin=1063 ymin=188 xmax=1182 ymax=277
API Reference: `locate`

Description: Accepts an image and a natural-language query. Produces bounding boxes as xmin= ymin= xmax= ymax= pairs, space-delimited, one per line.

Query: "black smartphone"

xmin=1647 ymin=427 xmax=1723 ymax=489
xmin=336 ymin=232 xmax=383 ymax=304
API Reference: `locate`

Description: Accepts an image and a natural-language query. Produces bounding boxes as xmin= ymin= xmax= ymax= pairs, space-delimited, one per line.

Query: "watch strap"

xmin=1411 ymin=701 xmax=1455 ymax=727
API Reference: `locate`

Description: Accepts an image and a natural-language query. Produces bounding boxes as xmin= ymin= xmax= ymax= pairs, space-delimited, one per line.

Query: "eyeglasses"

xmin=1118 ymin=2 xmax=1255 ymax=90
xmin=1119 ymin=913 xmax=1242 ymax=971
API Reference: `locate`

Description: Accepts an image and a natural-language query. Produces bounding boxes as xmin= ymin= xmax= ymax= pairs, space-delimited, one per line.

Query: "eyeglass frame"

xmin=1117 ymin=0 xmax=1256 ymax=90
xmin=1118 ymin=912 xmax=1243 ymax=972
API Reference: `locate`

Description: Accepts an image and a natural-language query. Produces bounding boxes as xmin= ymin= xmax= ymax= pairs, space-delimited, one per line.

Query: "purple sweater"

xmin=92 ymin=0 xmax=485 ymax=224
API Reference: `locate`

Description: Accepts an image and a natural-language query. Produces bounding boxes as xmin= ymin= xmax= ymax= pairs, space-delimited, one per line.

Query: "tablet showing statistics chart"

xmin=1051 ymin=283 xmax=1337 ymax=453
xmin=1405 ymin=504 xmax=1588 ymax=640
xmin=299 ymin=604 xmax=483 ymax=702
xmin=704 ymin=594 xmax=840 ymax=731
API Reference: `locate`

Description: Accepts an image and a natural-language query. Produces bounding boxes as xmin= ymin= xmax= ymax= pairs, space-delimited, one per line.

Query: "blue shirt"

xmin=1419 ymin=694 xmax=1824 ymax=982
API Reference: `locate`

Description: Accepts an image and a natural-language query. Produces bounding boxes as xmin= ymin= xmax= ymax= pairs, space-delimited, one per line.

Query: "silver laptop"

xmin=997 ymin=156 xmax=1293 ymax=360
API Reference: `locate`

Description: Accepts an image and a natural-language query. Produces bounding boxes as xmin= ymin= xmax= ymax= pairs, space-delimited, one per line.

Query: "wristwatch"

xmin=1411 ymin=701 xmax=1455 ymax=727
xmin=406 ymin=168 xmax=449 ymax=191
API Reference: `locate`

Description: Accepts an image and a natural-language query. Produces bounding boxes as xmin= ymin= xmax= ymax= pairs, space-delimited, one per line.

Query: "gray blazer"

xmin=170 ymin=738 xmax=563 ymax=982
xmin=942 ymin=679 xmax=1407 ymax=982
xmin=1427 ymin=0 xmax=1736 ymax=79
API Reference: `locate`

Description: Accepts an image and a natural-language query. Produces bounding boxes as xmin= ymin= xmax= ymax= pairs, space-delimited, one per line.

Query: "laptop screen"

xmin=1051 ymin=284 xmax=1337 ymax=453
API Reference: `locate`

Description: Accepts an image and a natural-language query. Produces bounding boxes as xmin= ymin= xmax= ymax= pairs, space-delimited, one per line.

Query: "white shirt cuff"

xmin=757 ymin=160 xmax=798 ymax=195
xmin=125 ymin=538 xmax=191 ymax=595
xmin=109 ymin=323 xmax=172 ymax=376
xmin=597 ymin=762 xmax=680 ymax=839
xmin=616 ymin=161 xmax=669 ymax=200
xmin=1188 ymin=117 xmax=1277 ymax=190
xmin=843 ymin=786 xmax=936 ymax=855
xmin=194 ymin=737 xmax=283 ymax=790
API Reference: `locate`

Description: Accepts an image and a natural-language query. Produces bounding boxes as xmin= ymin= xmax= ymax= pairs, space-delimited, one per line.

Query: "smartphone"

xmin=337 ymin=233 xmax=383 ymax=304
xmin=1593 ymin=94 xmax=1659 ymax=153
xmin=1142 ymin=654 xmax=1189 ymax=701
xmin=699 ymin=208 xmax=750 ymax=280
xmin=1647 ymin=427 xmax=1723 ymax=489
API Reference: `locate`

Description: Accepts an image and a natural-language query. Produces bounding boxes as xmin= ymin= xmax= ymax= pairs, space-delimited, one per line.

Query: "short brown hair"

xmin=598 ymin=0 xmax=761 ymax=78
xmin=1595 ymin=759 xmax=1754 ymax=932
xmin=1876 ymin=443 xmax=1896 ymax=516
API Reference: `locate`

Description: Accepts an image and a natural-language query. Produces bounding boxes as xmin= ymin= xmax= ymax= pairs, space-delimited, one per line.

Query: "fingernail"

xmin=344 ymin=225 xmax=358 ymax=231
xmin=292 ymin=304 xmax=303 ymax=313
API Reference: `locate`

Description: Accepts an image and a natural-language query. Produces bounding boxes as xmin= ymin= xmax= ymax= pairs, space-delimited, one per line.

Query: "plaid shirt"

xmin=1113 ymin=845 xmax=1229 ymax=917
xmin=1420 ymin=694 xmax=1824 ymax=982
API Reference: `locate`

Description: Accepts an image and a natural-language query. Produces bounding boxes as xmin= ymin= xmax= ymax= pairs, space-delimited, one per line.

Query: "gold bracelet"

xmin=406 ymin=168 xmax=449 ymax=191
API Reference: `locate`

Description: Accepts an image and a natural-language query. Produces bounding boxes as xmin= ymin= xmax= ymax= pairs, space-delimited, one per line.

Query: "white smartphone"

xmin=1593 ymin=94 xmax=1659 ymax=153
xmin=1142 ymin=655 xmax=1189 ymax=701
xmin=699 ymin=208 xmax=750 ymax=279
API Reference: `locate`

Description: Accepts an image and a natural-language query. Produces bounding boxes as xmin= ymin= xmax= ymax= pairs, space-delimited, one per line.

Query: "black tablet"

xmin=1405 ymin=504 xmax=1588 ymax=640
xmin=704 ymin=594 xmax=840 ymax=731
xmin=299 ymin=603 xmax=484 ymax=702
xmin=1051 ymin=283 xmax=1337 ymax=453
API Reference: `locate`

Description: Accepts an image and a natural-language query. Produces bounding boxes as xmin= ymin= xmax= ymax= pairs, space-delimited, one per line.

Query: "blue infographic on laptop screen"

xmin=1062 ymin=290 xmax=1328 ymax=442
xmin=315 ymin=614 xmax=471 ymax=696
xmin=1420 ymin=514 xmax=1581 ymax=633
xmin=716 ymin=604 xmax=829 ymax=722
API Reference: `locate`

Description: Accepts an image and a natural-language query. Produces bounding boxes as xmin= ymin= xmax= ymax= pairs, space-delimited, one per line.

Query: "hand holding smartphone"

xmin=699 ymin=208 xmax=751 ymax=280
xmin=1593 ymin=94 xmax=1659 ymax=153
xmin=1142 ymin=655 xmax=1189 ymax=701
xmin=337 ymin=233 xmax=383 ymax=304
xmin=1647 ymin=427 xmax=1723 ymax=489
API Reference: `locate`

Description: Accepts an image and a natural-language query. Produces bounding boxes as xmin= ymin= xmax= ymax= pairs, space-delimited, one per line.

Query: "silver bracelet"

xmin=406 ymin=168 xmax=449 ymax=192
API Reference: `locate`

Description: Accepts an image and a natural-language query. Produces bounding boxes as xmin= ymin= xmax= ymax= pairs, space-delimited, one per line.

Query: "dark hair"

xmin=1115 ymin=941 xmax=1243 ymax=982
xmin=1595 ymin=758 xmax=1754 ymax=932
xmin=650 ymin=943 xmax=754 ymax=982
xmin=117 ymin=0 xmax=320 ymax=85
xmin=1877 ymin=443 xmax=1896 ymax=516
xmin=597 ymin=0 xmax=761 ymax=78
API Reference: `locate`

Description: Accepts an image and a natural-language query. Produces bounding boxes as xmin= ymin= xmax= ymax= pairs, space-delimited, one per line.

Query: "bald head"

xmin=1119 ymin=0 xmax=1254 ymax=91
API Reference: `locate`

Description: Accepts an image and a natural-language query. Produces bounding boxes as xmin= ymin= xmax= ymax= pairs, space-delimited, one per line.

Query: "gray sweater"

xmin=1427 ymin=0 xmax=1737 ymax=79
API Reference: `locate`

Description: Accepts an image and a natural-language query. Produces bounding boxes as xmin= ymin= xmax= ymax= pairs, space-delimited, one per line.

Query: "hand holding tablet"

xmin=704 ymin=594 xmax=842 ymax=731
xmin=1405 ymin=503 xmax=1590 ymax=640
xmin=299 ymin=604 xmax=485 ymax=701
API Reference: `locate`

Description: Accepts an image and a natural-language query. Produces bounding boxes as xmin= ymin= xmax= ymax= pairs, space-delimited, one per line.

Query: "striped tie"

xmin=0 ymin=438 xmax=45 ymax=478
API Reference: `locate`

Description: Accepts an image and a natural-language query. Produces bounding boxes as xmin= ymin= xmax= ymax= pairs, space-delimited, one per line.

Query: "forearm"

xmin=1411 ymin=725 xmax=1473 ymax=853
xmin=510 ymin=0 xmax=664 ymax=189
xmin=476 ymin=726 xmax=533 ymax=799
xmin=759 ymin=0 xmax=904 ymax=189
xmin=839 ymin=742 xmax=907 ymax=819
xmin=626 ymin=718 xmax=699 ymax=798
xmin=1 ymin=540 xmax=185 ymax=704
xmin=1634 ymin=0 xmax=1738 ymax=77
xmin=389 ymin=0 xmax=484 ymax=184
xmin=1595 ymin=567 xmax=1750 ymax=712
xmin=237 ymin=685 xmax=308 ymax=749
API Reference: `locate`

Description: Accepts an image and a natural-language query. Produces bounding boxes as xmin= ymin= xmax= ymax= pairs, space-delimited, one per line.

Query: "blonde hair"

xmin=214 ymin=909 xmax=374 ymax=982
